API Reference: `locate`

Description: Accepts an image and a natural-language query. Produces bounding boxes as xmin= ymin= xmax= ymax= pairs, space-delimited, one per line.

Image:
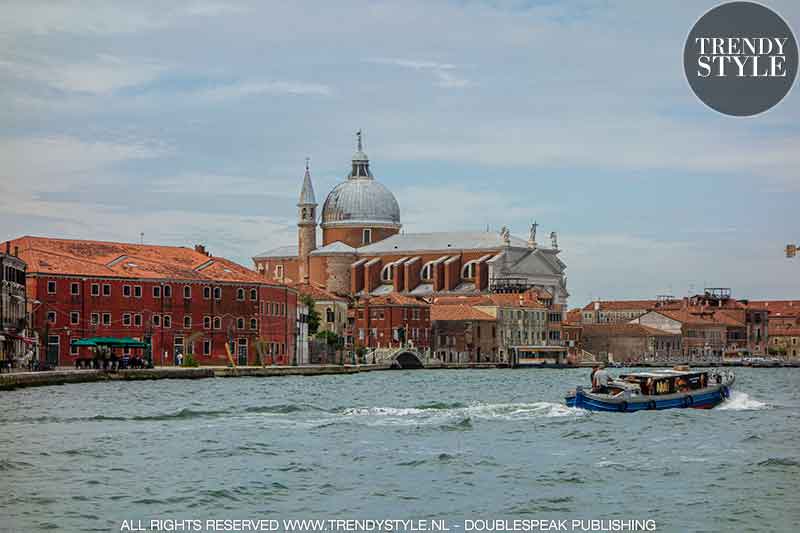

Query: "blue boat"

xmin=565 ymin=368 xmax=734 ymax=412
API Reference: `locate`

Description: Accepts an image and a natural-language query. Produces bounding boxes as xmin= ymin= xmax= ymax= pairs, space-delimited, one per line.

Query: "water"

xmin=1 ymin=368 xmax=798 ymax=533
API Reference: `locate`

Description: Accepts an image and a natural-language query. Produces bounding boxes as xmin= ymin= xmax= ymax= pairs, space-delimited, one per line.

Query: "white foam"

xmin=339 ymin=402 xmax=586 ymax=425
xmin=718 ymin=391 xmax=769 ymax=411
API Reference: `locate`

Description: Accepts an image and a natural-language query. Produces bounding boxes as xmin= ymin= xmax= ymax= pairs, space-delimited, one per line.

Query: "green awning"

xmin=71 ymin=337 xmax=149 ymax=348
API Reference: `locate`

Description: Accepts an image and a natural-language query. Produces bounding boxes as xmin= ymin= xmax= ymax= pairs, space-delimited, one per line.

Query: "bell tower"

xmin=297 ymin=157 xmax=317 ymax=282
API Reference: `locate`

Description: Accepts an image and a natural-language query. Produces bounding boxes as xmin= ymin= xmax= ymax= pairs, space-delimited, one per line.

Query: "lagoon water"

xmin=2 ymin=368 xmax=798 ymax=533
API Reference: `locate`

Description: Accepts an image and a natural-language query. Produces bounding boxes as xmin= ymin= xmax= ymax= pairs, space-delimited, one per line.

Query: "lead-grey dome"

xmin=321 ymin=131 xmax=401 ymax=228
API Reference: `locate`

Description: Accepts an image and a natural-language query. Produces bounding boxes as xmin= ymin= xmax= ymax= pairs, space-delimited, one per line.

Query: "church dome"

xmin=321 ymin=132 xmax=401 ymax=228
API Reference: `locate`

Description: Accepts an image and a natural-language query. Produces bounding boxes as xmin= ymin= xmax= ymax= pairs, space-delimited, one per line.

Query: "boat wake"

xmin=718 ymin=391 xmax=768 ymax=411
xmin=339 ymin=402 xmax=586 ymax=426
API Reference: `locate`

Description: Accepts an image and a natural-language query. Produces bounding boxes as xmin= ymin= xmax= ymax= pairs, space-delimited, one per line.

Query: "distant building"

xmin=580 ymin=299 xmax=660 ymax=324
xmin=1 ymin=244 xmax=29 ymax=366
xmin=294 ymin=283 xmax=349 ymax=338
xmin=346 ymin=293 xmax=431 ymax=351
xmin=581 ymin=323 xmax=681 ymax=363
xmin=432 ymin=289 xmax=557 ymax=362
xmin=5 ymin=236 xmax=299 ymax=367
xmin=253 ymin=133 xmax=569 ymax=303
xmin=430 ymin=304 xmax=497 ymax=363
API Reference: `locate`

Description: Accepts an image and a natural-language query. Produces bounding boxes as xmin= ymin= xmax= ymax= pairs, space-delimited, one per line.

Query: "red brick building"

xmin=7 ymin=236 xmax=298 ymax=367
xmin=346 ymin=293 xmax=431 ymax=350
xmin=430 ymin=304 xmax=496 ymax=363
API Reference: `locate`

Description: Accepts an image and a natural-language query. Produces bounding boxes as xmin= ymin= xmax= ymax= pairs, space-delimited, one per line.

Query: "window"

xmin=163 ymin=315 xmax=172 ymax=328
xmin=420 ymin=261 xmax=435 ymax=281
xmin=91 ymin=313 xmax=99 ymax=326
xmin=380 ymin=263 xmax=393 ymax=282
xmin=237 ymin=317 xmax=245 ymax=329
xmin=250 ymin=288 xmax=257 ymax=301
xmin=203 ymin=316 xmax=211 ymax=329
xmin=275 ymin=265 xmax=284 ymax=279
xmin=184 ymin=315 xmax=191 ymax=328
xmin=102 ymin=313 xmax=111 ymax=326
xmin=213 ymin=317 xmax=221 ymax=330
xmin=70 ymin=338 xmax=78 ymax=355
xmin=134 ymin=285 xmax=142 ymax=298
xmin=461 ymin=261 xmax=477 ymax=280
xmin=123 ymin=285 xmax=131 ymax=297
xmin=203 ymin=339 xmax=211 ymax=356
xmin=163 ymin=285 xmax=172 ymax=298
xmin=153 ymin=286 xmax=161 ymax=298
xmin=152 ymin=315 xmax=161 ymax=327
xmin=183 ymin=286 xmax=191 ymax=299
xmin=326 ymin=308 xmax=335 ymax=323
xmin=237 ymin=288 xmax=245 ymax=301
xmin=70 ymin=282 xmax=80 ymax=295
xmin=203 ymin=286 xmax=211 ymax=299
xmin=413 ymin=308 xmax=420 ymax=320
xmin=250 ymin=318 xmax=257 ymax=330
xmin=134 ymin=314 xmax=142 ymax=327
xmin=47 ymin=281 xmax=56 ymax=294
xmin=91 ymin=283 xmax=100 ymax=296
xmin=70 ymin=311 xmax=79 ymax=325
xmin=123 ymin=313 xmax=131 ymax=327
xmin=362 ymin=228 xmax=372 ymax=245
xmin=47 ymin=311 xmax=56 ymax=324
xmin=213 ymin=287 xmax=221 ymax=300
xmin=103 ymin=284 xmax=111 ymax=296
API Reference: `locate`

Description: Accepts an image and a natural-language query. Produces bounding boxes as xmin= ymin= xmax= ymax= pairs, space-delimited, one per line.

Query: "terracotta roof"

xmin=430 ymin=304 xmax=495 ymax=322
xmin=749 ymin=300 xmax=800 ymax=317
xmin=7 ymin=236 xmax=273 ymax=285
xmin=655 ymin=309 xmax=744 ymax=328
xmin=293 ymin=283 xmax=348 ymax=302
xmin=359 ymin=293 xmax=426 ymax=307
xmin=581 ymin=299 xmax=658 ymax=311
xmin=581 ymin=323 xmax=675 ymax=337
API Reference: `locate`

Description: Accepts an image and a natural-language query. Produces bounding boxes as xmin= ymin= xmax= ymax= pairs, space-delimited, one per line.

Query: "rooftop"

xmin=358 ymin=231 xmax=531 ymax=254
xmin=430 ymin=304 xmax=495 ymax=322
xmin=8 ymin=236 xmax=272 ymax=285
xmin=253 ymin=244 xmax=298 ymax=259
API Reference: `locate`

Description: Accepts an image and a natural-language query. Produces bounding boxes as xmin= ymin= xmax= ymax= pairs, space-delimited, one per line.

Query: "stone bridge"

xmin=367 ymin=347 xmax=428 ymax=369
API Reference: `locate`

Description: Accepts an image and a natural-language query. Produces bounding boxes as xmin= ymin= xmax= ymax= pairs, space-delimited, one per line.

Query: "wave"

xmin=338 ymin=401 xmax=585 ymax=426
xmin=718 ymin=391 xmax=769 ymax=411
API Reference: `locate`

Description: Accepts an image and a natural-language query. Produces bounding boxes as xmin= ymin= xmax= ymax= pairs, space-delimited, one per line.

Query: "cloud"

xmin=367 ymin=57 xmax=471 ymax=89
xmin=0 ymin=54 xmax=165 ymax=94
xmin=0 ymin=136 xmax=165 ymax=192
xmin=195 ymin=81 xmax=333 ymax=101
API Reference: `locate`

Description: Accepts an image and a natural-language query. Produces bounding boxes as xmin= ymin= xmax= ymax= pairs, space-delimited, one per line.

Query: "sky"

xmin=1 ymin=0 xmax=798 ymax=307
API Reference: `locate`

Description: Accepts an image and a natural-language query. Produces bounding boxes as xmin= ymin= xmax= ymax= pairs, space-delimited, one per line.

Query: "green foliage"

xmin=315 ymin=330 xmax=344 ymax=350
xmin=301 ymin=294 xmax=321 ymax=335
xmin=182 ymin=353 xmax=199 ymax=367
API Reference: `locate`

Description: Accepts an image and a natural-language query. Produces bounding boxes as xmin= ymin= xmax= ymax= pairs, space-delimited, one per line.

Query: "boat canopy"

xmin=70 ymin=337 xmax=149 ymax=348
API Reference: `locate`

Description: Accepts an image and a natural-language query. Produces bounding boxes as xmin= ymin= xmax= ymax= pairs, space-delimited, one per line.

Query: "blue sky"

xmin=1 ymin=0 xmax=798 ymax=306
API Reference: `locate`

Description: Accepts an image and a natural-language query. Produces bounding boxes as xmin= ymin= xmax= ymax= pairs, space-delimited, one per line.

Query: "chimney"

xmin=594 ymin=301 xmax=600 ymax=311
xmin=5 ymin=241 xmax=9 ymax=254
xmin=194 ymin=244 xmax=208 ymax=256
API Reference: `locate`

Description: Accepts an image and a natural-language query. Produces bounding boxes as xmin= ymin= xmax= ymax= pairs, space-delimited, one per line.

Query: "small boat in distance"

xmin=565 ymin=367 xmax=735 ymax=412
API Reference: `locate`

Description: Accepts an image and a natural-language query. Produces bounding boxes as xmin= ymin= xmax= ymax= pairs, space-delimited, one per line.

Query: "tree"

xmin=301 ymin=294 xmax=320 ymax=336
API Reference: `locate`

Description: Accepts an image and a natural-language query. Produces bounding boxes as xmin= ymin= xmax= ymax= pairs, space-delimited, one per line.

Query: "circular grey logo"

xmin=684 ymin=1 xmax=798 ymax=116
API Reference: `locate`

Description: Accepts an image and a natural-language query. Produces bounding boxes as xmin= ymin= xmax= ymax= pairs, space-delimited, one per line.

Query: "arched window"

xmin=237 ymin=317 xmax=245 ymax=330
xmin=462 ymin=261 xmax=477 ymax=280
xmin=380 ymin=263 xmax=394 ymax=283
xmin=420 ymin=261 xmax=436 ymax=281
xmin=362 ymin=228 xmax=372 ymax=245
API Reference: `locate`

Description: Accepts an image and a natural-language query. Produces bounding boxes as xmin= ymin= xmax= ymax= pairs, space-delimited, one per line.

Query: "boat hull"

xmin=565 ymin=384 xmax=731 ymax=412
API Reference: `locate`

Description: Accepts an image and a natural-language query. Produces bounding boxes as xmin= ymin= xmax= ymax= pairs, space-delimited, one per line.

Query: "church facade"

xmin=253 ymin=133 xmax=569 ymax=306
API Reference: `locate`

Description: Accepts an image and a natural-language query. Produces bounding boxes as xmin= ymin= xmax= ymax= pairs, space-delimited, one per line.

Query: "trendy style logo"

xmin=684 ymin=1 xmax=798 ymax=116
